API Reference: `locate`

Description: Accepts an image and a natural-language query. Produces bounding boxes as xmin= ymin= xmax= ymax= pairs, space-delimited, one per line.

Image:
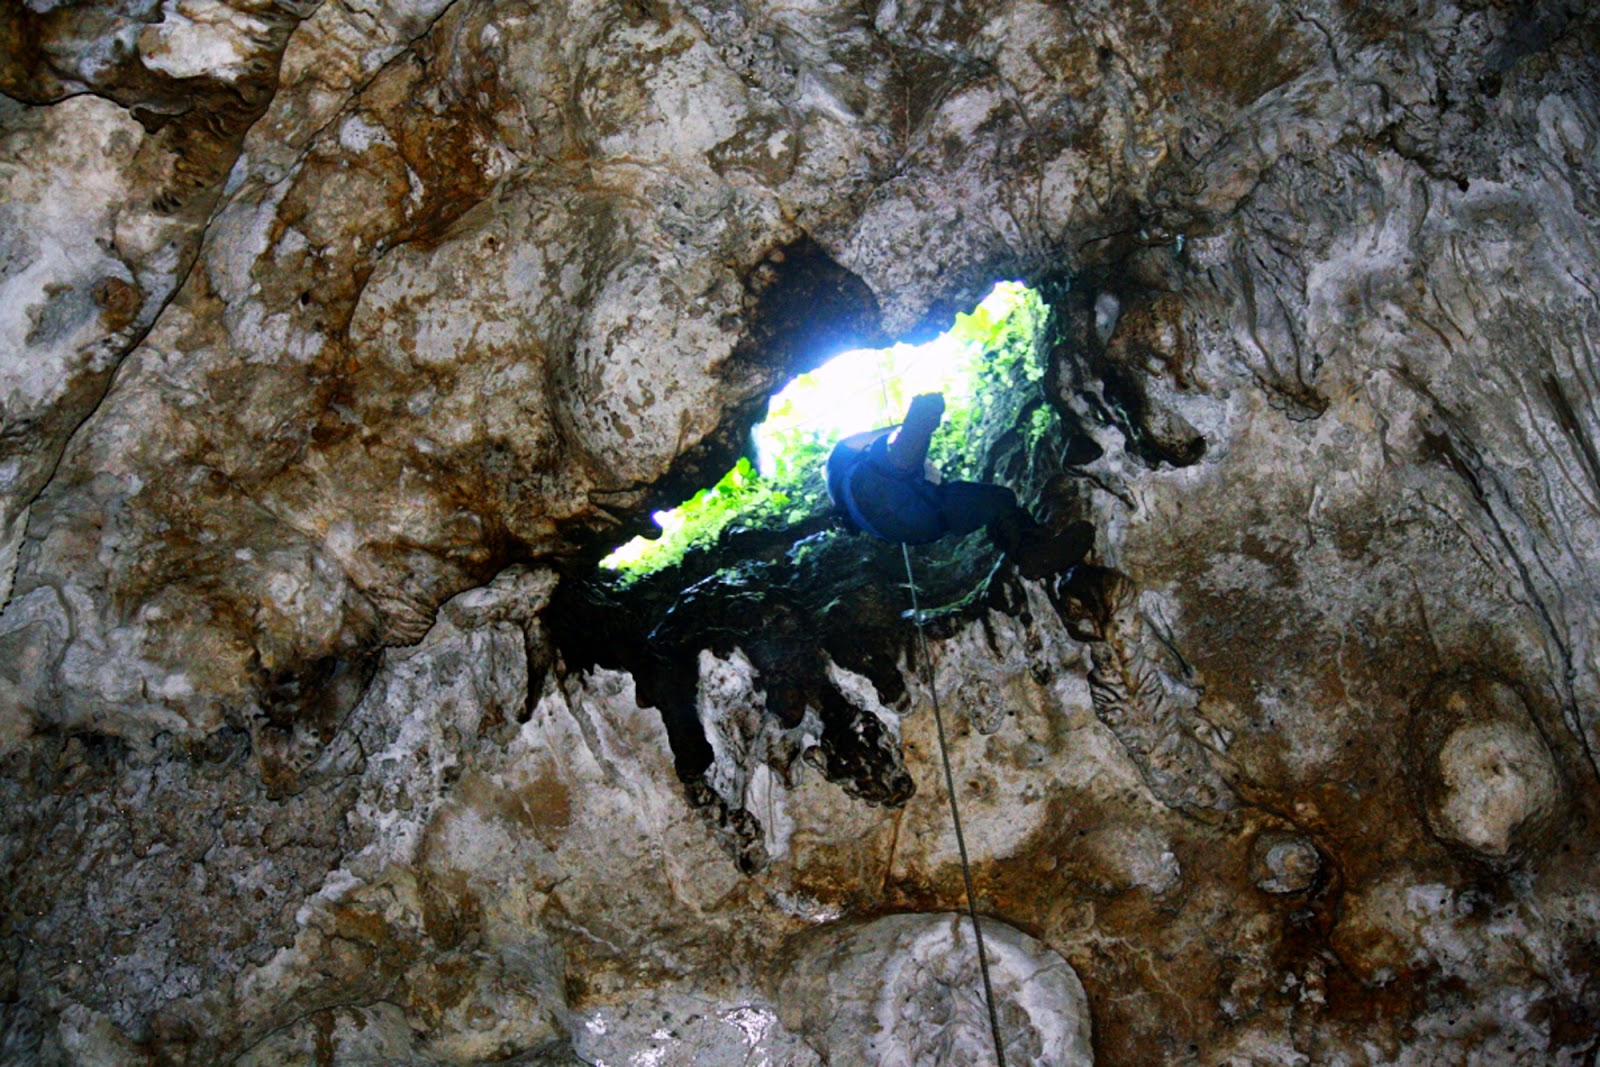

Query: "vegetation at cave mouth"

xmin=601 ymin=281 xmax=1051 ymax=583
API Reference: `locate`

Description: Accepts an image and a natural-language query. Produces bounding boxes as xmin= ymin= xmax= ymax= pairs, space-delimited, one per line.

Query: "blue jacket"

xmin=826 ymin=428 xmax=947 ymax=544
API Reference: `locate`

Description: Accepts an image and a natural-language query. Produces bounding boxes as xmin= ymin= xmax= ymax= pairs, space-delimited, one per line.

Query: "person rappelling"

xmin=826 ymin=392 xmax=1094 ymax=577
xmin=830 ymin=390 xmax=1077 ymax=1066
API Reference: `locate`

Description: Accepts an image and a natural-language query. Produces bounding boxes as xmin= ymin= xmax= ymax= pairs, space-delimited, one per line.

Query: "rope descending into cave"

xmin=902 ymin=543 xmax=1008 ymax=1067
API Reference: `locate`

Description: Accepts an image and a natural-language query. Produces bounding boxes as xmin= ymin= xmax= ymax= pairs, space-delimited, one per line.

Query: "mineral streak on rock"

xmin=2 ymin=0 xmax=1600 ymax=1064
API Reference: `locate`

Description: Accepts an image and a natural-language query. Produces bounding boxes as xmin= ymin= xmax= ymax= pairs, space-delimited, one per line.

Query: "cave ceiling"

xmin=1 ymin=0 xmax=1599 ymax=1063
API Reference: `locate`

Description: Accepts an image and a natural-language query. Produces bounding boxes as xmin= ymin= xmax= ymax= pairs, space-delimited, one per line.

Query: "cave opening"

xmin=599 ymin=280 xmax=1053 ymax=583
xmin=546 ymin=278 xmax=1096 ymax=870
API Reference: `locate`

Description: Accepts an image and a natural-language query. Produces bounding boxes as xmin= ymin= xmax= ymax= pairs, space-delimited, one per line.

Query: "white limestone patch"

xmin=0 ymin=503 xmax=25 ymax=619
xmin=927 ymin=602 xmax=1080 ymax=736
xmin=336 ymin=568 xmax=547 ymax=876
xmin=205 ymin=172 xmax=294 ymax=307
xmin=1082 ymin=823 xmax=1182 ymax=896
xmin=826 ymin=655 xmax=902 ymax=739
xmin=775 ymin=912 xmax=1094 ymax=1066
xmin=1336 ymin=875 xmax=1591 ymax=1061
xmin=0 ymin=96 xmax=144 ymax=410
xmin=746 ymin=761 xmax=796 ymax=860
xmin=697 ymin=645 xmax=770 ymax=806
xmin=576 ymin=991 xmax=820 ymax=1067
xmin=884 ymin=593 xmax=1161 ymax=877
xmin=1251 ymin=831 xmax=1322 ymax=895
xmin=566 ymin=252 xmax=741 ymax=485
xmin=138 ymin=0 xmax=274 ymax=82
xmin=53 ymin=1001 xmax=146 ymax=1067
xmin=766 ymin=886 xmax=842 ymax=925
xmin=1412 ymin=673 xmax=1566 ymax=862
xmin=1432 ymin=721 xmax=1560 ymax=857
xmin=696 ymin=647 xmax=822 ymax=864
xmin=584 ymin=22 xmax=748 ymax=161
xmin=0 ymin=579 xmax=213 ymax=743
xmin=338 ymin=113 xmax=394 ymax=154
xmin=509 ymin=664 xmax=748 ymax=928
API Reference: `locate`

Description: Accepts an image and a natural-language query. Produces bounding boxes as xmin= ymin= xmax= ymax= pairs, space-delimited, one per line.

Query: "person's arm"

xmin=835 ymin=426 xmax=895 ymax=453
xmin=886 ymin=393 xmax=944 ymax=473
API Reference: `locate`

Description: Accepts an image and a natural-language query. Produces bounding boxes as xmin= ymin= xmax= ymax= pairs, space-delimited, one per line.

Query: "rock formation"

xmin=2 ymin=0 xmax=1598 ymax=1063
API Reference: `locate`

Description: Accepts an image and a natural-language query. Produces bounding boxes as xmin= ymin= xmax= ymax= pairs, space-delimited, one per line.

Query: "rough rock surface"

xmin=774 ymin=912 xmax=1094 ymax=1065
xmin=2 ymin=0 xmax=1599 ymax=1064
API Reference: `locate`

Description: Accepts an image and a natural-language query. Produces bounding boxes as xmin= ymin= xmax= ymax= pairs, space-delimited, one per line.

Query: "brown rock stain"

xmin=511 ymin=767 xmax=574 ymax=847
xmin=1165 ymin=0 xmax=1310 ymax=107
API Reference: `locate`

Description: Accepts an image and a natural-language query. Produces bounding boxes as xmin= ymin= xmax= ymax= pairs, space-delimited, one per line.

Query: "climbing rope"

xmin=902 ymin=543 xmax=1008 ymax=1067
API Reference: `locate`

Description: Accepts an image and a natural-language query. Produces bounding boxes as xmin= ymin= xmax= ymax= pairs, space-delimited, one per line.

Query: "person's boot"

xmin=990 ymin=511 xmax=1094 ymax=579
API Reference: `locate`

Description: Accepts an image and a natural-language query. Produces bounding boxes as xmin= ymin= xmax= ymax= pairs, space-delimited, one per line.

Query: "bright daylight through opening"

xmin=600 ymin=281 xmax=1048 ymax=579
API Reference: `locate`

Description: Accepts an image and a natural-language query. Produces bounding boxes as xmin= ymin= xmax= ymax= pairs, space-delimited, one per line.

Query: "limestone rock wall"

xmin=2 ymin=0 xmax=1598 ymax=1064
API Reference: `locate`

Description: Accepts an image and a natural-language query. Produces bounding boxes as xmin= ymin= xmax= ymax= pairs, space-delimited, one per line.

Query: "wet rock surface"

xmin=2 ymin=0 xmax=1599 ymax=1064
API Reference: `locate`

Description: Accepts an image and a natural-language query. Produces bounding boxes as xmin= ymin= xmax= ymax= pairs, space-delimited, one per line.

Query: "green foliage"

xmin=602 ymin=445 xmax=833 ymax=582
xmin=601 ymin=281 xmax=1052 ymax=582
xmin=1029 ymin=404 xmax=1055 ymax=442
xmin=929 ymin=282 xmax=1049 ymax=480
xmin=947 ymin=281 xmax=1047 ymax=381
xmin=601 ymin=363 xmax=852 ymax=579
xmin=761 ymin=394 xmax=836 ymax=487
